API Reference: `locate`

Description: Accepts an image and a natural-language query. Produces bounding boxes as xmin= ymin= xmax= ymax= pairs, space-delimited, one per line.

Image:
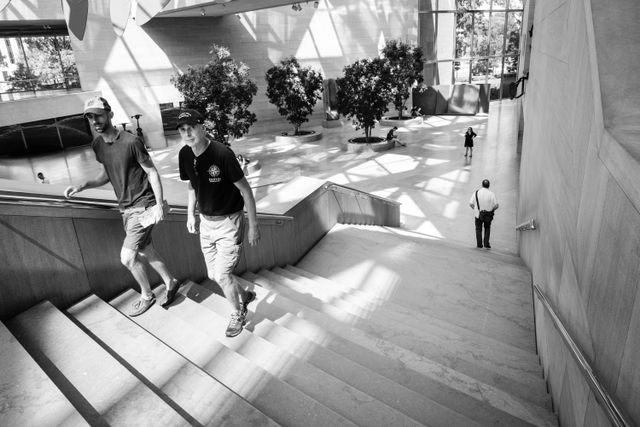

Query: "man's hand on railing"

xmin=64 ymin=184 xmax=84 ymax=198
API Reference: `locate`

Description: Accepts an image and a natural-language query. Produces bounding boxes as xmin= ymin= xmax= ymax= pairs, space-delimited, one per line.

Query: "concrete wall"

xmin=518 ymin=0 xmax=640 ymax=424
xmin=1 ymin=1 xmax=418 ymax=148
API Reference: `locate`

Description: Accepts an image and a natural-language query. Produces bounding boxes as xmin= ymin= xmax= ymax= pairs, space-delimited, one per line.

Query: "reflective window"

xmin=0 ymin=33 xmax=81 ymax=101
xmin=419 ymin=0 xmax=523 ymax=98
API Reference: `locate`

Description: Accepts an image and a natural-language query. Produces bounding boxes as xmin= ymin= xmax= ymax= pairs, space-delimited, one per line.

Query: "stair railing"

xmin=0 ymin=190 xmax=289 ymax=221
xmin=533 ymin=284 xmax=631 ymax=427
xmin=323 ymin=183 xmax=401 ymax=207
xmin=516 ymin=218 xmax=536 ymax=231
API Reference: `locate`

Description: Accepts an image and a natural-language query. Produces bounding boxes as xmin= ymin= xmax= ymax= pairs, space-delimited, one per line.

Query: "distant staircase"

xmin=1 ymin=224 xmax=558 ymax=426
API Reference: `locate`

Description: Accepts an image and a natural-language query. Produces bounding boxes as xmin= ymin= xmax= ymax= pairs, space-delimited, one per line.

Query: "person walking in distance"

xmin=469 ymin=179 xmax=499 ymax=249
xmin=464 ymin=127 xmax=477 ymax=157
xmin=64 ymin=96 xmax=180 ymax=316
xmin=176 ymin=109 xmax=261 ymax=337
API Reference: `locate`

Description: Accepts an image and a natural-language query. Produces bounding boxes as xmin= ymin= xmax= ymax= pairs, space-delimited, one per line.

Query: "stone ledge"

xmin=340 ymin=138 xmax=395 ymax=153
xmin=379 ymin=116 xmax=424 ymax=127
xmin=275 ymin=130 xmax=322 ymax=144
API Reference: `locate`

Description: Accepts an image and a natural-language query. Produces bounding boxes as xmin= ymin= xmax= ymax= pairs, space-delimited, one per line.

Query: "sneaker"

xmin=225 ymin=311 xmax=246 ymax=337
xmin=129 ymin=294 xmax=155 ymax=317
xmin=241 ymin=290 xmax=257 ymax=315
xmin=161 ymin=279 xmax=181 ymax=308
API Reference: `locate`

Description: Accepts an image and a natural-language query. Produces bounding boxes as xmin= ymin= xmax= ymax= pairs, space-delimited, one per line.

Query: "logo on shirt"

xmin=208 ymin=164 xmax=221 ymax=182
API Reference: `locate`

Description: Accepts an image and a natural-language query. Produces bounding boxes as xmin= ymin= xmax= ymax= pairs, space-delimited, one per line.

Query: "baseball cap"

xmin=175 ymin=109 xmax=204 ymax=129
xmin=84 ymin=96 xmax=112 ymax=115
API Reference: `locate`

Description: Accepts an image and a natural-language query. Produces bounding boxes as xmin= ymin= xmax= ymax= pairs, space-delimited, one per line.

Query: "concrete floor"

xmin=1 ymin=99 xmax=521 ymax=253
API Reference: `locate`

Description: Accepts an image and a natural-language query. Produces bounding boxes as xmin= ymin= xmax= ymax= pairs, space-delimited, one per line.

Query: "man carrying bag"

xmin=469 ymin=179 xmax=499 ymax=249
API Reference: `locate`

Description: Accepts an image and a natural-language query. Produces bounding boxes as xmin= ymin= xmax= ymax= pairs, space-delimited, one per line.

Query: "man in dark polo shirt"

xmin=177 ymin=109 xmax=260 ymax=337
xmin=64 ymin=96 xmax=180 ymax=316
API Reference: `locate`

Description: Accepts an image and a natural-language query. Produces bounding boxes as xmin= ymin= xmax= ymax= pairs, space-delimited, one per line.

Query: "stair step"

xmin=180 ymin=280 xmax=480 ymax=427
xmin=67 ymin=294 xmax=278 ymax=427
xmin=284 ymin=264 xmax=540 ymax=365
xmin=276 ymin=265 xmax=387 ymax=307
xmin=295 ymin=224 xmax=536 ymax=352
xmin=159 ymin=282 xmax=427 ymax=427
xmin=6 ymin=301 xmax=189 ymax=426
xmin=240 ymin=274 xmax=557 ymax=427
xmin=0 ymin=322 xmax=88 ymax=427
xmin=260 ymin=268 xmax=549 ymax=407
xmin=346 ymin=224 xmax=527 ymax=267
xmin=110 ymin=288 xmax=355 ymax=427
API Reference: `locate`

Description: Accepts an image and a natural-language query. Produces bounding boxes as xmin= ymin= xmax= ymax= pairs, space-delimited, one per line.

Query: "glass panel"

xmin=57 ymin=114 xmax=92 ymax=149
xmin=435 ymin=12 xmax=456 ymax=60
xmin=471 ymin=58 xmax=489 ymax=83
xmin=503 ymin=54 xmax=519 ymax=75
xmin=437 ymin=61 xmax=454 ymax=84
xmin=21 ymin=118 xmax=61 ymax=153
xmin=2 ymin=37 xmax=33 ymax=92
xmin=487 ymin=57 xmax=503 ymax=99
xmin=23 ymin=36 xmax=65 ymax=90
xmin=418 ymin=0 xmax=437 ymax=12
xmin=492 ymin=0 xmax=507 ymax=9
xmin=505 ymin=11 xmax=522 ymax=56
xmin=439 ymin=0 xmax=456 ymax=10
xmin=457 ymin=0 xmax=491 ymax=10
xmin=455 ymin=12 xmax=473 ymax=58
xmin=453 ymin=60 xmax=470 ymax=83
xmin=473 ymin=12 xmax=490 ymax=57
xmin=0 ymin=35 xmax=80 ymax=96
xmin=56 ymin=36 xmax=80 ymax=89
xmin=508 ymin=0 xmax=523 ymax=9
xmin=489 ymin=12 xmax=505 ymax=56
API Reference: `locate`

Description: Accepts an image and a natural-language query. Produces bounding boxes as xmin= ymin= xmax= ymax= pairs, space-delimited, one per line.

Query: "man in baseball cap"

xmin=176 ymin=106 xmax=261 ymax=337
xmin=175 ymin=108 xmax=204 ymax=129
xmin=65 ymin=96 xmax=181 ymax=316
xmin=83 ymin=96 xmax=112 ymax=115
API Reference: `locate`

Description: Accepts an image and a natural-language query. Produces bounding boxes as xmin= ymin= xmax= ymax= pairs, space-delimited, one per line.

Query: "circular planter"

xmin=275 ymin=130 xmax=322 ymax=144
xmin=342 ymin=137 xmax=395 ymax=153
xmin=379 ymin=116 xmax=423 ymax=127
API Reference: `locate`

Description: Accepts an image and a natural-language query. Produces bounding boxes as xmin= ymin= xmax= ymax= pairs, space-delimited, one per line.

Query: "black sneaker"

xmin=241 ymin=290 xmax=256 ymax=315
xmin=161 ymin=279 xmax=181 ymax=308
xmin=129 ymin=294 xmax=155 ymax=317
xmin=225 ymin=311 xmax=246 ymax=337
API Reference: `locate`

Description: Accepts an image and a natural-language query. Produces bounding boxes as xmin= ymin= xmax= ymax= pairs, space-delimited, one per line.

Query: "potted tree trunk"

xmin=265 ymin=56 xmax=324 ymax=143
xmin=337 ymin=57 xmax=395 ymax=153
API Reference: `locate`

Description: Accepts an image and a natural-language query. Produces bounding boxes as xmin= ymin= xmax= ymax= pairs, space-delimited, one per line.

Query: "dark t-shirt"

xmin=92 ymin=131 xmax=155 ymax=210
xmin=178 ymin=140 xmax=245 ymax=216
xmin=386 ymin=129 xmax=396 ymax=140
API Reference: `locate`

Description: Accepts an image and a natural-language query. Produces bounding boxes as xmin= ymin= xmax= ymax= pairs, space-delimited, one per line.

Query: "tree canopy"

xmin=265 ymin=57 xmax=323 ymax=135
xmin=172 ymin=44 xmax=257 ymax=142
xmin=337 ymin=57 xmax=394 ymax=142
xmin=380 ymin=40 xmax=424 ymax=119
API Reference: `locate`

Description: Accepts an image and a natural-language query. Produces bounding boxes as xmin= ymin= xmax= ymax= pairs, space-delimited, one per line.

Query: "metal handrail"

xmin=0 ymin=191 xmax=291 ymax=223
xmin=324 ymin=183 xmax=401 ymax=206
xmin=516 ymin=218 xmax=536 ymax=231
xmin=533 ymin=285 xmax=631 ymax=427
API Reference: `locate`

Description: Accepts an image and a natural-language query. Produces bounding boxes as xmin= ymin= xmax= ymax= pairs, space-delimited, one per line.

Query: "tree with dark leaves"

xmin=265 ymin=57 xmax=323 ymax=136
xmin=172 ymin=44 xmax=257 ymax=143
xmin=337 ymin=57 xmax=394 ymax=142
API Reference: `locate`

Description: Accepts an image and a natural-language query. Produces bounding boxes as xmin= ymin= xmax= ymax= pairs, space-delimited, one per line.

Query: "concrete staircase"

xmin=0 ymin=224 xmax=557 ymax=426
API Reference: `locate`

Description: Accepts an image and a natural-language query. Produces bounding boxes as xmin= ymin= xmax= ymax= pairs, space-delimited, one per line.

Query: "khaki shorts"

xmin=122 ymin=206 xmax=154 ymax=251
xmin=199 ymin=210 xmax=245 ymax=277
